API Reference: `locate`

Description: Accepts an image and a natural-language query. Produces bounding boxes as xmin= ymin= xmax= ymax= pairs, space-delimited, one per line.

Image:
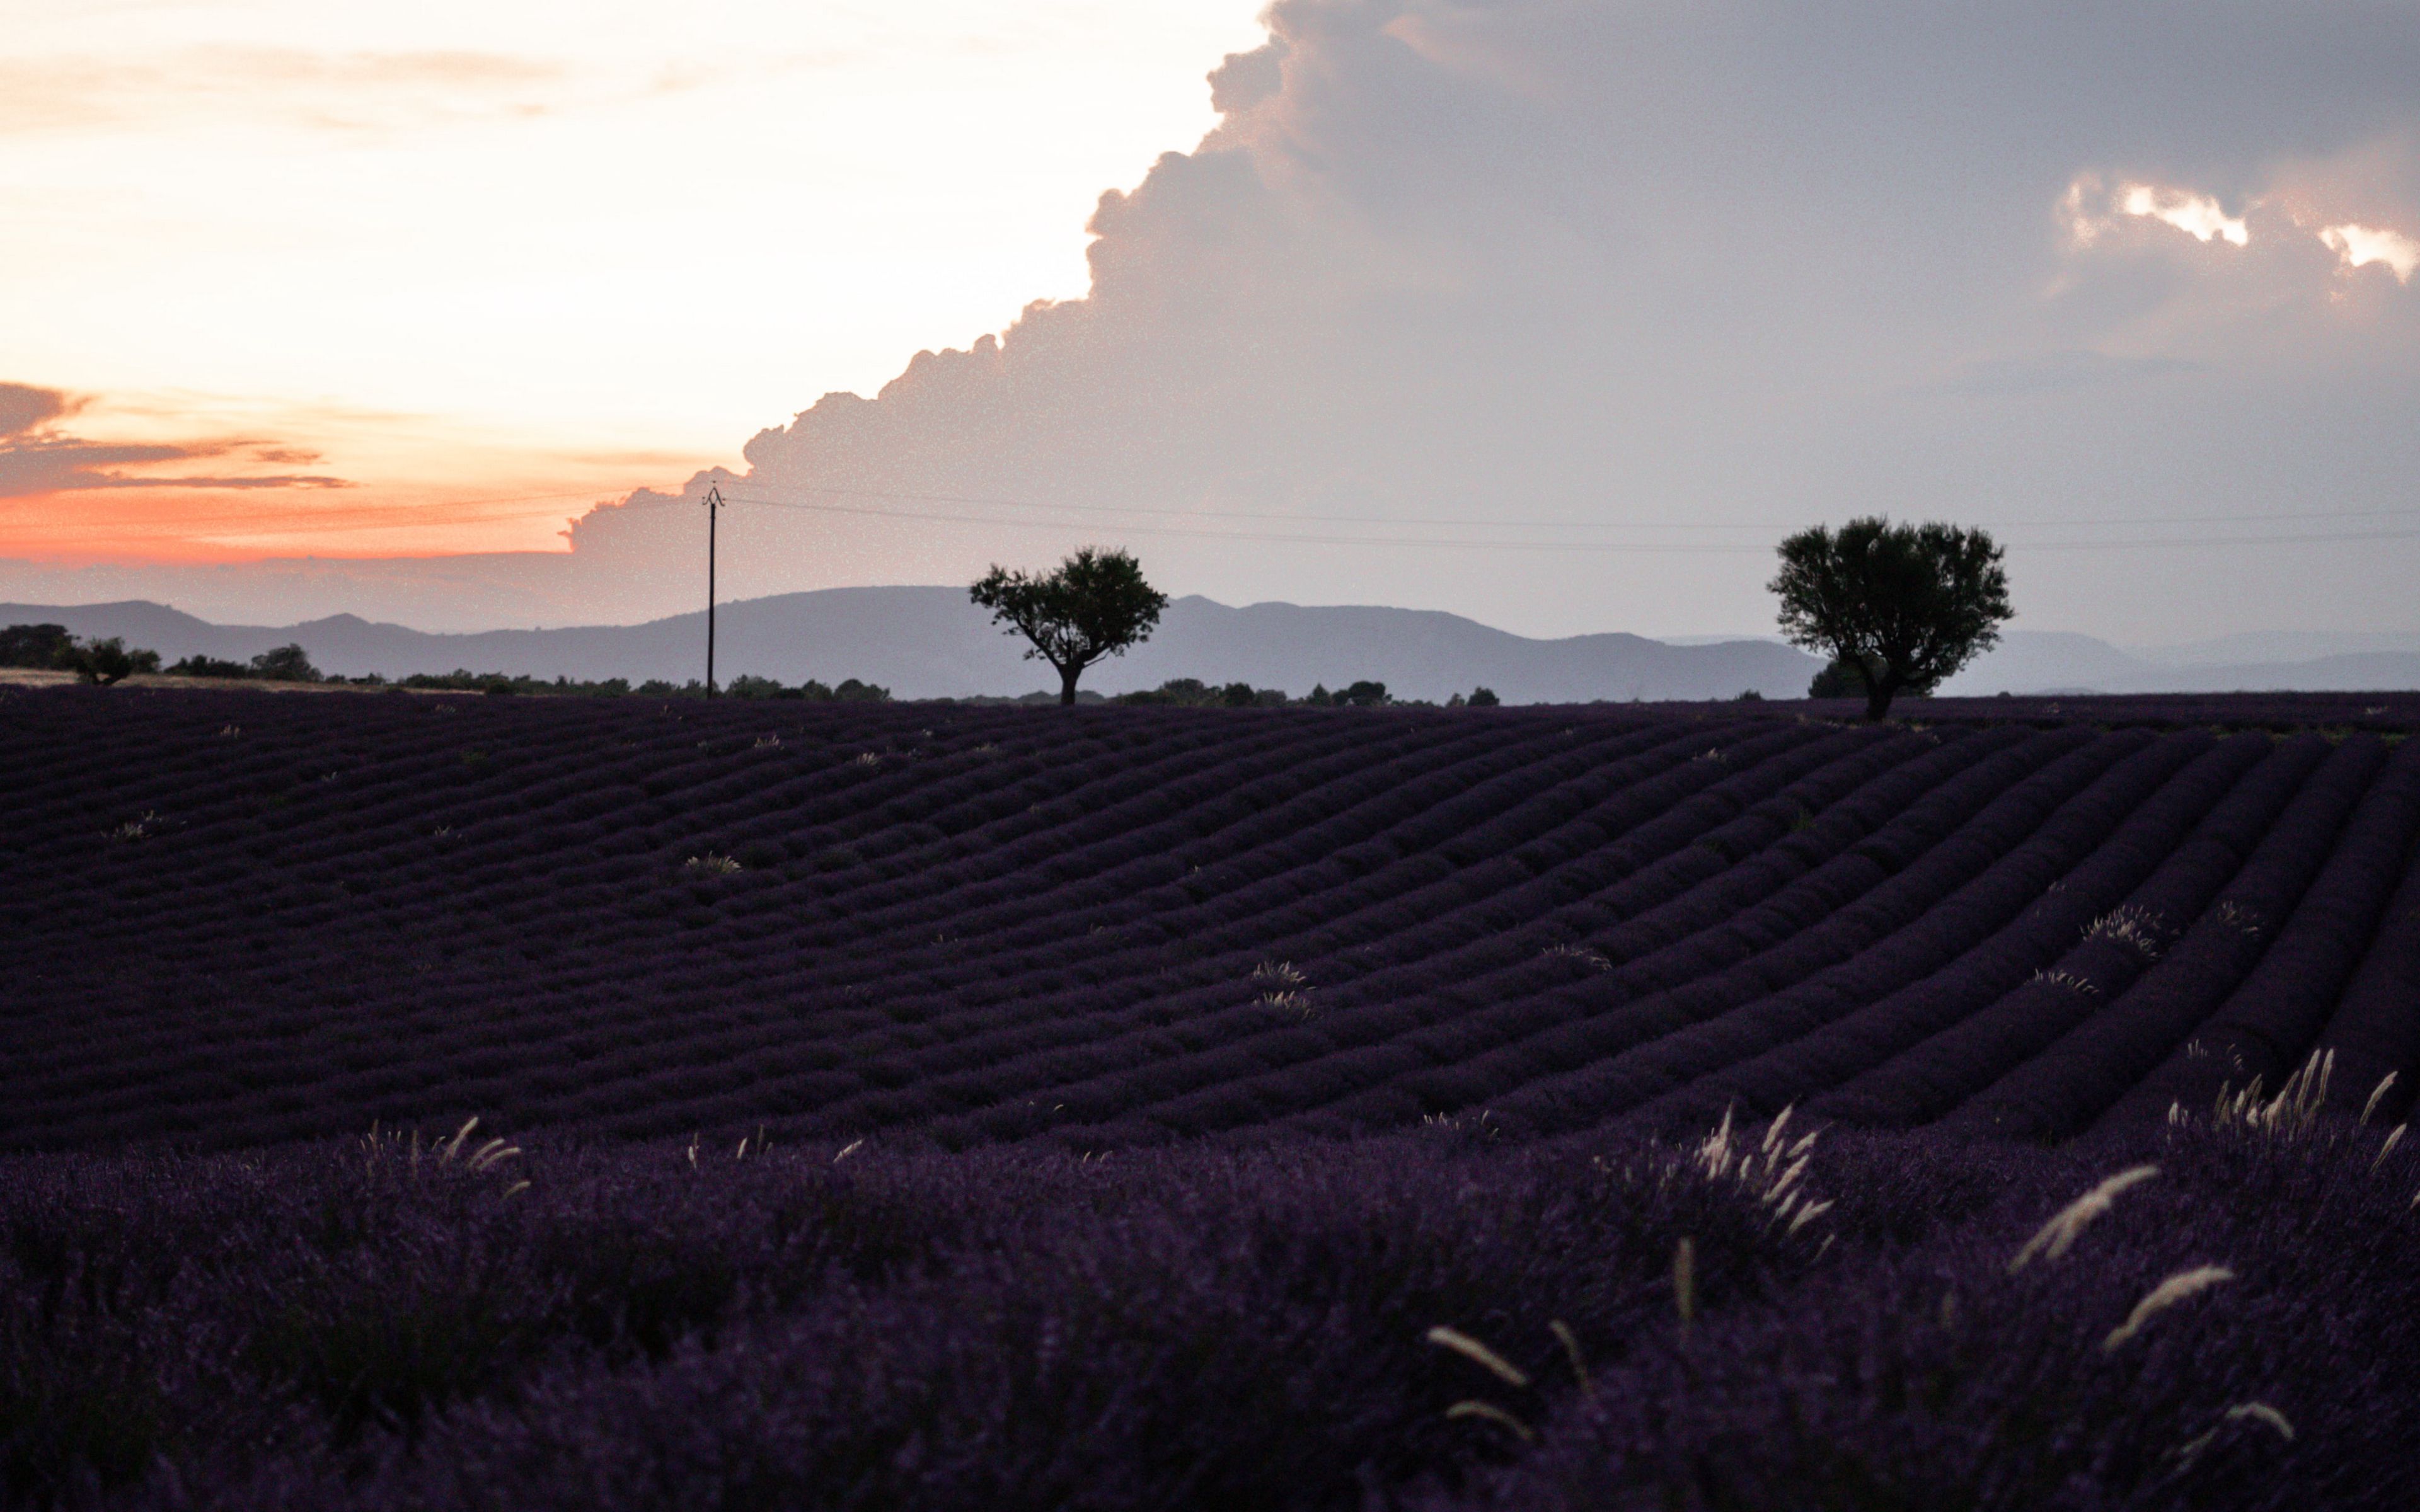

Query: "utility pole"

xmin=703 ymin=483 xmax=724 ymax=696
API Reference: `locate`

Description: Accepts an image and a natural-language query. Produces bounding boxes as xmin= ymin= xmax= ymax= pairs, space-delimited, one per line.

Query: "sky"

xmin=4 ymin=0 xmax=2419 ymax=642
xmin=0 ymin=1 xmax=1262 ymax=554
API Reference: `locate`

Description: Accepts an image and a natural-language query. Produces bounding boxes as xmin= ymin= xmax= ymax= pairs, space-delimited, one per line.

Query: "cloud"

xmin=2066 ymin=176 xmax=2250 ymax=248
xmin=0 ymin=383 xmax=74 ymax=437
xmin=560 ymin=1 xmax=2420 ymax=639
xmin=0 ymin=382 xmax=349 ymax=497
xmin=0 ymin=47 xmax=564 ymax=137
xmin=1940 ymin=351 xmax=2203 ymax=398
xmin=2321 ymin=222 xmax=2420 ymax=282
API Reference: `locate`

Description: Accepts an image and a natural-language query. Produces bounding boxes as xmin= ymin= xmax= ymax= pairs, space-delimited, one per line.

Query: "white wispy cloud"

xmin=2320 ymin=221 xmax=2420 ymax=282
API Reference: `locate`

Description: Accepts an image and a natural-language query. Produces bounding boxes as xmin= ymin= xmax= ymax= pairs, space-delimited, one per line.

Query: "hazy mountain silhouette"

xmin=1 ymin=590 xmax=1816 ymax=702
xmin=12 ymin=592 xmax=2418 ymax=701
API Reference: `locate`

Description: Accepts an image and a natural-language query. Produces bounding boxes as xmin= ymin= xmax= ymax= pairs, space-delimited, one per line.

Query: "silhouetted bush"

xmin=1115 ymin=678 xmax=1227 ymax=707
xmin=0 ymin=623 xmax=72 ymax=669
xmin=55 ymin=636 xmax=159 ymax=685
xmin=250 ymin=643 xmax=322 ymax=682
xmin=1468 ymin=686 xmax=1501 ymax=707
xmin=1808 ymin=656 xmax=1869 ymax=699
xmin=165 ymin=654 xmax=254 ymax=679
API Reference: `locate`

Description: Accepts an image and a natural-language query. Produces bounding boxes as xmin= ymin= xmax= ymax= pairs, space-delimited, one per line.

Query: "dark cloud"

xmin=0 ymin=382 xmax=73 ymax=437
xmin=0 ymin=382 xmax=348 ymax=497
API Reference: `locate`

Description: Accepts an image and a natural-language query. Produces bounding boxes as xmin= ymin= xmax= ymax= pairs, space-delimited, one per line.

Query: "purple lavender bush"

xmin=7 ymin=686 xmax=2420 ymax=1508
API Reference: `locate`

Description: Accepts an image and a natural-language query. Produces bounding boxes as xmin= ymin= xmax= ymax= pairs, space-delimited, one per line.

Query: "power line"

xmin=710 ymin=491 xmax=2420 ymax=555
xmin=713 ymin=483 xmax=2420 ymax=534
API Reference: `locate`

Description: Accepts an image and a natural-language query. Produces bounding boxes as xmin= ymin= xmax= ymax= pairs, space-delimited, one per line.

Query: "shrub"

xmin=250 ymin=643 xmax=322 ymax=682
xmin=55 ymin=636 xmax=159 ymax=685
xmin=0 ymin=623 xmax=72 ymax=669
xmin=165 ymin=654 xmax=254 ymax=679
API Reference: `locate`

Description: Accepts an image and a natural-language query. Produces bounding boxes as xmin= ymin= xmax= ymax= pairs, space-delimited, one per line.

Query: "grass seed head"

xmin=1425 ymin=1326 xmax=1530 ymax=1389
xmin=2010 ymin=1164 xmax=2159 ymax=1272
xmin=2362 ymin=1071 xmax=2398 ymax=1125
xmin=2104 ymin=1265 xmax=2234 ymax=1352
xmin=1444 ymin=1400 xmax=1534 ymax=1441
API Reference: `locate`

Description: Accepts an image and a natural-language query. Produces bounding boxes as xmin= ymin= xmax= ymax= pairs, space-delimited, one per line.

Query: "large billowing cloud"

xmin=556 ymin=0 xmax=2420 ymax=641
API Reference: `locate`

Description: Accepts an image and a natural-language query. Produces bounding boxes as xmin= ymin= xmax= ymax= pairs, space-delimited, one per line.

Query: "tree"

xmin=1806 ymin=657 xmax=1867 ymax=699
xmin=1468 ymin=686 xmax=1501 ymax=707
xmin=970 ymin=548 xmax=1168 ymax=706
xmin=56 ymin=636 xmax=159 ymax=685
xmin=250 ymin=644 xmax=321 ymax=682
xmin=166 ymin=653 xmax=253 ymax=679
xmin=1 ymin=623 xmax=72 ymax=669
xmin=1770 ymin=517 xmax=2010 ymax=720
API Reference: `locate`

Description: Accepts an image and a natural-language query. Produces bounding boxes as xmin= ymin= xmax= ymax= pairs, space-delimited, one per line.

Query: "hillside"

xmin=8 ymin=685 xmax=2417 ymax=1152
xmin=11 ymin=684 xmax=2420 ymax=1510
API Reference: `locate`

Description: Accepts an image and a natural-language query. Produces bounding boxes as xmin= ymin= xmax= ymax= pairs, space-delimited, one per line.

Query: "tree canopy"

xmin=57 ymin=635 xmax=160 ymax=685
xmin=1770 ymin=517 xmax=2011 ymax=719
xmin=970 ymin=547 xmax=1168 ymax=705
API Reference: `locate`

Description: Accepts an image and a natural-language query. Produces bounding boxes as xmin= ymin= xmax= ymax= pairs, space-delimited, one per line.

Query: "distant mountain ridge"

xmin=9 ymin=591 xmax=2419 ymax=701
xmin=0 ymin=590 xmax=1818 ymax=703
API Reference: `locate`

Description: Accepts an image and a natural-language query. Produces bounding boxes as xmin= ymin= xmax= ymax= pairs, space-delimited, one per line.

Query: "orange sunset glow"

xmin=1 ymin=0 xmax=1264 ymax=564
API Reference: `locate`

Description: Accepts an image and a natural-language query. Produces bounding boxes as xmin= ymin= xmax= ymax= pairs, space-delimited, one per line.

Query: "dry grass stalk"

xmin=2210 ymin=1050 xmax=2333 ymax=1137
xmin=2175 ymin=1400 xmax=2294 ymax=1470
xmin=2008 ymin=1165 xmax=2159 ymax=1273
xmin=2212 ymin=899 xmax=2263 ymax=936
xmin=2362 ymin=1071 xmax=2398 ymax=1125
xmin=1249 ymin=960 xmax=1306 ymax=988
xmin=1425 ymin=1326 xmax=1530 ymax=1389
xmin=2084 ymin=904 xmax=2165 ymax=958
xmin=465 ymin=1138 xmax=519 ymax=1172
xmin=2372 ymin=1125 xmax=2406 ymax=1173
xmin=1540 ymin=944 xmax=1611 ymax=971
xmin=1444 ymin=1400 xmax=1534 ymax=1441
xmin=2225 ymin=1401 xmax=2294 ymax=1440
xmin=1548 ymin=1319 xmax=1593 ymax=1398
xmin=1684 ymin=1107 xmax=1826 ymax=1235
xmin=1674 ymin=1237 xmax=1696 ymax=1332
xmin=2103 ymin=1265 xmax=2234 ymax=1352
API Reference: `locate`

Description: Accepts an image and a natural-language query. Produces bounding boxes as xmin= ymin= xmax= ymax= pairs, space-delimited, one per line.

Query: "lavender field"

xmin=7 ymin=685 xmax=2420 ymax=1509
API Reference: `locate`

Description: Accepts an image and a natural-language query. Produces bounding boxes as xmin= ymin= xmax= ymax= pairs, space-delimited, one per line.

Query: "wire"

xmin=715 ymin=484 xmax=2420 ymax=534
xmin=711 ymin=491 xmax=2420 ymax=555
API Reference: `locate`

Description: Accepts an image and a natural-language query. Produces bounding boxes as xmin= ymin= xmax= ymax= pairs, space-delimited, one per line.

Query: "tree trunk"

xmin=1864 ymin=677 xmax=1896 ymax=722
xmin=1059 ymin=663 xmax=1083 ymax=706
